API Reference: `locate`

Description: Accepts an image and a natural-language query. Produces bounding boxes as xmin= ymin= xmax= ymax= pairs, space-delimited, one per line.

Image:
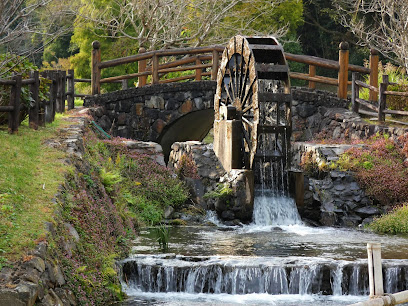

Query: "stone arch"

xmin=157 ymin=109 xmax=214 ymax=161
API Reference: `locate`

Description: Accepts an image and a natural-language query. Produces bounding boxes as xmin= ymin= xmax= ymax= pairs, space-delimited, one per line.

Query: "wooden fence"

xmin=91 ymin=41 xmax=224 ymax=95
xmin=0 ymin=69 xmax=91 ymax=134
xmin=90 ymin=40 xmax=379 ymax=101
xmin=352 ymin=73 xmax=408 ymax=122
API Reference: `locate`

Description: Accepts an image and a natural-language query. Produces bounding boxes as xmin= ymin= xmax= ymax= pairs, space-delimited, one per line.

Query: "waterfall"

xmin=121 ymin=256 xmax=408 ymax=296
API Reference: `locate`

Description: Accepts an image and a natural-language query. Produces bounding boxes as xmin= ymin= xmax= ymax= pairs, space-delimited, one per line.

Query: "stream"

xmin=118 ymin=192 xmax=408 ymax=305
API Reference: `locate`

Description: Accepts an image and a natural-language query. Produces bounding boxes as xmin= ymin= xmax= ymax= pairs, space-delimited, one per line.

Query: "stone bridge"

xmin=85 ymin=81 xmax=216 ymax=158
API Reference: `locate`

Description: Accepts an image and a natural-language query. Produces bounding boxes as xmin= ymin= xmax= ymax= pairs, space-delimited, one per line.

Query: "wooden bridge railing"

xmin=285 ymin=43 xmax=378 ymax=100
xmin=91 ymin=40 xmax=224 ymax=95
xmin=352 ymin=73 xmax=408 ymax=122
xmin=91 ymin=40 xmax=378 ymax=101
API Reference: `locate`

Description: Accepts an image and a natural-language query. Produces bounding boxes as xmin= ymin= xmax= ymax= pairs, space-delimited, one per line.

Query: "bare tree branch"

xmin=72 ymin=0 xmax=289 ymax=51
xmin=0 ymin=0 xmax=73 ymax=76
xmin=335 ymin=0 xmax=408 ymax=70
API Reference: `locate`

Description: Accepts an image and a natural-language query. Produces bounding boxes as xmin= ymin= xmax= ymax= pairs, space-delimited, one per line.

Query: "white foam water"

xmin=252 ymin=191 xmax=302 ymax=226
xmin=121 ymin=289 xmax=366 ymax=305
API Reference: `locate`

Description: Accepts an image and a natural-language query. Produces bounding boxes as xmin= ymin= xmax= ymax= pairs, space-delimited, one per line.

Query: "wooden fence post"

xmin=91 ymin=41 xmax=101 ymax=95
xmin=369 ymin=49 xmax=379 ymax=102
xmin=9 ymin=74 xmax=22 ymax=134
xmin=352 ymin=72 xmax=359 ymax=113
xmin=55 ymin=71 xmax=62 ymax=113
xmin=152 ymin=52 xmax=159 ymax=84
xmin=50 ymin=71 xmax=57 ymax=122
xmin=211 ymin=49 xmax=219 ymax=81
xmin=138 ymin=47 xmax=147 ymax=87
xmin=41 ymin=71 xmax=52 ymax=124
xmin=29 ymin=71 xmax=40 ymax=129
xmin=61 ymin=70 xmax=66 ymax=112
xmin=195 ymin=57 xmax=202 ymax=81
xmin=308 ymin=65 xmax=316 ymax=89
xmin=67 ymin=69 xmax=75 ymax=110
xmin=367 ymin=243 xmax=384 ymax=298
xmin=378 ymin=74 xmax=388 ymax=122
xmin=121 ymin=79 xmax=128 ymax=90
xmin=338 ymin=41 xmax=349 ymax=99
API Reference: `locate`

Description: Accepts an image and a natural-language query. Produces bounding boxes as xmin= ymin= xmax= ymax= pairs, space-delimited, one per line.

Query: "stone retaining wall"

xmin=168 ymin=141 xmax=254 ymax=224
xmin=293 ymin=142 xmax=383 ymax=227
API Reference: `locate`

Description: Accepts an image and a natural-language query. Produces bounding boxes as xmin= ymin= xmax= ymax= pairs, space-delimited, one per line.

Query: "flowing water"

xmin=119 ymin=132 xmax=408 ymax=305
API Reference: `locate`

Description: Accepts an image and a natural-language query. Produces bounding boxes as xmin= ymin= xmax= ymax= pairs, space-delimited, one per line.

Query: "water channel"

xmin=119 ymin=190 xmax=408 ymax=305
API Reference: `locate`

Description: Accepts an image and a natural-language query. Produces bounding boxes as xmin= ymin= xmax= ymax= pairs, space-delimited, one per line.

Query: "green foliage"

xmin=369 ymin=204 xmax=408 ymax=234
xmin=335 ymin=134 xmax=408 ymax=206
xmin=155 ymin=224 xmax=170 ymax=252
xmin=84 ymin=131 xmax=189 ymax=226
xmin=204 ymin=183 xmax=233 ymax=201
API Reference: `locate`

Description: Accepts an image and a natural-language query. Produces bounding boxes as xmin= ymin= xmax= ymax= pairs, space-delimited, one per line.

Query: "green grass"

xmin=0 ymin=116 xmax=71 ymax=266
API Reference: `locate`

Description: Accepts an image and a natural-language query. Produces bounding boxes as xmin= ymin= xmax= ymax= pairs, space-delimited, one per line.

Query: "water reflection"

xmin=132 ymin=226 xmax=408 ymax=260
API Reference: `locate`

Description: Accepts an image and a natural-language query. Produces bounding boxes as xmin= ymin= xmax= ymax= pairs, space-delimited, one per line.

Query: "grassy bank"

xmin=0 ymin=115 xmax=71 ymax=268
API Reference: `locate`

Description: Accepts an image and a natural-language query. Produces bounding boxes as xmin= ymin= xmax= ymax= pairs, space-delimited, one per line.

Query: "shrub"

xmin=369 ymin=204 xmax=408 ymax=234
xmin=336 ymin=134 xmax=408 ymax=206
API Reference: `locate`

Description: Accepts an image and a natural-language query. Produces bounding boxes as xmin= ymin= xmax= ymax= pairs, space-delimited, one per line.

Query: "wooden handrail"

xmin=99 ymin=45 xmax=224 ymax=69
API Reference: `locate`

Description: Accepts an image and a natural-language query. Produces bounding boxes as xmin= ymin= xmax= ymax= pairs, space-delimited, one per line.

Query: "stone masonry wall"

xmin=85 ymin=81 xmax=216 ymax=141
xmin=293 ymin=143 xmax=382 ymax=227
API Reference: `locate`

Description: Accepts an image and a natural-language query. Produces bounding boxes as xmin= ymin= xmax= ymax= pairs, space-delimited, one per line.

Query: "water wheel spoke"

xmin=242 ymin=78 xmax=256 ymax=108
xmin=241 ymin=115 xmax=254 ymax=127
xmin=238 ymin=42 xmax=245 ymax=99
xmin=226 ymin=48 xmax=237 ymax=101
xmin=242 ymin=123 xmax=251 ymax=147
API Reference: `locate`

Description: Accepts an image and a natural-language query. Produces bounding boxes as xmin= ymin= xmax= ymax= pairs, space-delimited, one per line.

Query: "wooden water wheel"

xmin=214 ymin=35 xmax=292 ymax=171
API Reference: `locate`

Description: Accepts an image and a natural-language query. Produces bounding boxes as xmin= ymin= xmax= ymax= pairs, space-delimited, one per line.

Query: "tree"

xmin=71 ymin=0 xmax=302 ymax=51
xmin=0 ymin=0 xmax=72 ymax=76
xmin=335 ymin=0 xmax=408 ymax=70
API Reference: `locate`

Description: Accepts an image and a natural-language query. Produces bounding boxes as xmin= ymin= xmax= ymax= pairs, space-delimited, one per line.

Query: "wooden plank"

xmin=255 ymin=63 xmax=288 ymax=73
xmin=356 ymin=98 xmax=379 ymax=112
xmin=0 ymin=106 xmax=14 ymax=112
xmin=356 ymin=80 xmax=378 ymax=92
xmin=74 ymin=78 xmax=91 ymax=83
xmin=383 ymin=90 xmax=408 ymax=97
xmin=9 ymin=74 xmax=22 ymax=134
xmin=212 ymin=49 xmax=219 ymax=80
xmin=74 ymin=94 xmax=91 ymax=98
xmin=258 ymin=92 xmax=292 ymax=103
xmin=258 ymin=125 xmax=288 ymax=134
xmin=99 ymin=45 xmax=224 ymax=69
xmin=0 ymin=79 xmax=16 ymax=85
xmin=159 ymin=74 xmax=195 ymax=84
xmin=383 ymin=109 xmax=408 ymax=116
xmin=290 ymin=72 xmax=338 ymax=86
xmin=352 ymin=72 xmax=359 ymax=113
xmin=100 ymin=71 xmax=151 ymax=83
xmin=159 ymin=63 xmax=212 ymax=74
xmin=250 ymin=44 xmax=283 ymax=51
xmin=29 ymin=71 xmax=40 ymax=129
xmin=67 ymin=69 xmax=75 ymax=110
xmin=349 ymin=64 xmax=370 ymax=74
xmin=285 ymin=52 xmax=339 ymax=70
xmin=21 ymin=78 xmax=35 ymax=85
xmin=309 ymin=65 xmax=316 ymax=89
